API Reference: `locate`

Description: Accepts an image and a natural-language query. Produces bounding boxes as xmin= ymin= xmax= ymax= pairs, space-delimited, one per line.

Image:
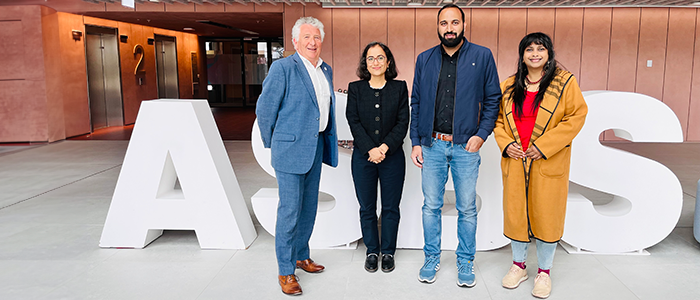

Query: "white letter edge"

xmin=100 ymin=99 xmax=257 ymax=249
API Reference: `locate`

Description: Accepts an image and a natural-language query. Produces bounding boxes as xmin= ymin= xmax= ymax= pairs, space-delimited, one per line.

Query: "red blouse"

xmin=513 ymin=91 xmax=539 ymax=152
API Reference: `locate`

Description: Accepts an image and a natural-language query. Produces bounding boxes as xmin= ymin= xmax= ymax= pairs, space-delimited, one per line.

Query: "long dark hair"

xmin=505 ymin=32 xmax=559 ymax=117
xmin=356 ymin=42 xmax=398 ymax=81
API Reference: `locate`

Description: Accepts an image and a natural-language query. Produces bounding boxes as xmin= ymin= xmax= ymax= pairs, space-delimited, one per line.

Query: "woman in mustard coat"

xmin=493 ymin=32 xmax=587 ymax=299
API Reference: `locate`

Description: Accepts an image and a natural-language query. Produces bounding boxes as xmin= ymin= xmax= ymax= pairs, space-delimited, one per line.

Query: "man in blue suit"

xmin=256 ymin=16 xmax=338 ymax=296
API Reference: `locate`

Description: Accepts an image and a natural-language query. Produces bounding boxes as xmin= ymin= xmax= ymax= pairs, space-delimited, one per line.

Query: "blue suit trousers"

xmin=274 ymin=132 xmax=325 ymax=276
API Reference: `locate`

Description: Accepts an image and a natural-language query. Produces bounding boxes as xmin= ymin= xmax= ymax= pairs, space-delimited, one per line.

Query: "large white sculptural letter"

xmin=395 ymin=137 xmax=510 ymax=251
xmin=252 ymin=92 xmax=509 ymax=250
xmin=564 ymin=91 xmax=684 ymax=253
xmin=251 ymin=93 xmax=361 ymax=248
xmin=100 ymin=99 xmax=257 ymax=249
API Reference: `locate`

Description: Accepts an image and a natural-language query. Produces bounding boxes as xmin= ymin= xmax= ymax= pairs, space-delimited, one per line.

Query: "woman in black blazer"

xmin=346 ymin=42 xmax=409 ymax=273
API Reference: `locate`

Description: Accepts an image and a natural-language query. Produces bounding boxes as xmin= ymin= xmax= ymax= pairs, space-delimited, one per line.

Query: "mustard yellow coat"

xmin=493 ymin=70 xmax=588 ymax=243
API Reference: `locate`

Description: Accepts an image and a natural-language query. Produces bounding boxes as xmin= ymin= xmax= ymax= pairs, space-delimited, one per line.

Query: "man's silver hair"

xmin=291 ymin=17 xmax=325 ymax=44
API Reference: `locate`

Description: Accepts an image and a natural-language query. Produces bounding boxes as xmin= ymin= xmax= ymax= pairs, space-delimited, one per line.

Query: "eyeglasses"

xmin=366 ymin=55 xmax=386 ymax=63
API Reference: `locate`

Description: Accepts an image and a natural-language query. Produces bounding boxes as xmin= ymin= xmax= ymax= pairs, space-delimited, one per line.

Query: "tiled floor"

xmin=0 ymin=140 xmax=698 ymax=299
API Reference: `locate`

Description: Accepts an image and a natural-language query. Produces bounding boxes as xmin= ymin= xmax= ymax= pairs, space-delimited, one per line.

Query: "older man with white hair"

xmin=256 ymin=16 xmax=338 ymax=296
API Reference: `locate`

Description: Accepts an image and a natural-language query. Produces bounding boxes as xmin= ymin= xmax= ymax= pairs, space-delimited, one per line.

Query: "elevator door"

xmin=85 ymin=28 xmax=123 ymax=130
xmin=155 ymin=36 xmax=179 ymax=98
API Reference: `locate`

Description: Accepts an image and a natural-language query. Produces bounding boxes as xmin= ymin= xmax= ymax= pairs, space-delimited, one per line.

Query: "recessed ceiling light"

xmin=184 ymin=28 xmax=194 ymax=31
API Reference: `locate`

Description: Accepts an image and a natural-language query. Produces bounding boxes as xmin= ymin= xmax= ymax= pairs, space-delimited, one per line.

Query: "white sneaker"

xmin=532 ymin=272 xmax=552 ymax=299
xmin=502 ymin=264 xmax=528 ymax=289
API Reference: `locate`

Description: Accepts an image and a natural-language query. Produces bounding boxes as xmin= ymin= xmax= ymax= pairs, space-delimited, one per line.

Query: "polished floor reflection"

xmin=0 ymin=140 xmax=698 ymax=299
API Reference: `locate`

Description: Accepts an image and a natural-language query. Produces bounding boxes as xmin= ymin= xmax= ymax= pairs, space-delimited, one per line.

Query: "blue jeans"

xmin=421 ymin=138 xmax=480 ymax=262
xmin=274 ymin=133 xmax=324 ymax=276
xmin=511 ymin=240 xmax=557 ymax=270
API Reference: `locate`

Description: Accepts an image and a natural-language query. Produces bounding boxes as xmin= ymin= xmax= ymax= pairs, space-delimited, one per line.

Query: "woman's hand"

xmin=368 ymin=147 xmax=386 ymax=164
xmin=506 ymin=143 xmax=526 ymax=159
xmin=524 ymin=146 xmax=543 ymax=160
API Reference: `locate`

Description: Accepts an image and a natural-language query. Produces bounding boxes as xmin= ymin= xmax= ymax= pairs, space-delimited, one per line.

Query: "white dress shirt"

xmin=299 ymin=55 xmax=331 ymax=132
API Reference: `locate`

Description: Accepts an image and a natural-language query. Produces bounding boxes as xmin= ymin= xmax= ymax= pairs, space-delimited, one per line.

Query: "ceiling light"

xmin=184 ymin=28 xmax=194 ymax=31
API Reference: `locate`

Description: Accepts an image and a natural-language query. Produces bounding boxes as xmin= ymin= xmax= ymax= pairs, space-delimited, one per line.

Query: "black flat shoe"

xmin=365 ymin=253 xmax=379 ymax=273
xmin=381 ymin=254 xmax=395 ymax=273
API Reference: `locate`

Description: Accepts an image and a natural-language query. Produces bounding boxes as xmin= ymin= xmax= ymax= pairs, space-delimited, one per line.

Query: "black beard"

xmin=439 ymin=30 xmax=464 ymax=48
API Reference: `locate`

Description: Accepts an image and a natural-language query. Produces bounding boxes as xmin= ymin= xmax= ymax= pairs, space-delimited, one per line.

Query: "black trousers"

xmin=351 ymin=148 xmax=405 ymax=255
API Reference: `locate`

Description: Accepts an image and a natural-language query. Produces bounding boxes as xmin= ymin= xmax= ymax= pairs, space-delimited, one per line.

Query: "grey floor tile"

xmin=40 ymin=260 xmax=223 ymax=300
xmin=0 ymin=260 xmax=99 ymax=299
xmin=604 ymin=263 xmax=700 ymax=299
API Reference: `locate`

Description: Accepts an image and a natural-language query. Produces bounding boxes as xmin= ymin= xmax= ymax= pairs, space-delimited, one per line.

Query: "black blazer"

xmin=346 ymin=79 xmax=409 ymax=156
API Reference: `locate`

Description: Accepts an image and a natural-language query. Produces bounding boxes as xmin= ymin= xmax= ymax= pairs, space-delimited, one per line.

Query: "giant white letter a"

xmin=100 ymin=99 xmax=257 ymax=249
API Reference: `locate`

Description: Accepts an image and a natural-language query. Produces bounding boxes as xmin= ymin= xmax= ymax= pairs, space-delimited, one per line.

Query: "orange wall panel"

xmin=305 ymin=4 xmax=333 ymax=67
xmin=553 ymin=8 xmax=583 ymax=78
xmin=83 ymin=15 xmax=119 ymax=28
xmin=0 ymin=81 xmax=49 ymax=142
xmin=225 ymin=2 xmax=255 ymax=13
xmin=360 ymin=8 xmax=388 ymax=47
xmin=41 ymin=11 xmax=66 ymax=142
xmin=527 ymin=8 xmax=555 ymax=37
xmin=470 ymin=9 xmax=499 ymax=64
xmin=689 ymin=10 xmax=700 ymax=141
xmin=57 ymin=12 xmax=90 ymax=138
xmin=663 ymin=8 xmax=696 ymax=140
xmin=135 ymin=2 xmax=165 ymax=12
xmin=283 ymin=3 xmax=305 ymax=55
xmin=497 ymin=8 xmax=526 ymax=82
xmin=388 ymin=9 xmax=415 ymax=88
xmin=415 ymin=8 xmax=439 ymax=61
xmin=332 ymin=8 xmax=360 ymax=91
xmin=635 ymin=8 xmax=669 ymax=102
xmin=608 ymin=8 xmax=640 ymax=93
xmin=165 ymin=3 xmax=196 ymax=12
xmin=254 ymin=3 xmax=284 ymax=13
xmin=194 ymin=3 xmax=224 ymax=12
xmin=579 ymin=8 xmax=611 ymax=91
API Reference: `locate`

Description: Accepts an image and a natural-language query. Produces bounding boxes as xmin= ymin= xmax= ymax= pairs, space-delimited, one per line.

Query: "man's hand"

xmin=410 ymin=145 xmax=423 ymax=168
xmin=506 ymin=143 xmax=526 ymax=159
xmin=465 ymin=136 xmax=485 ymax=152
xmin=368 ymin=148 xmax=385 ymax=164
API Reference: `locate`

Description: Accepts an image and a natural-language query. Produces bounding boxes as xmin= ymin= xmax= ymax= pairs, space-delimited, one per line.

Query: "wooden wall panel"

xmin=194 ymin=3 xmax=224 ymax=12
xmin=283 ymin=3 xmax=305 ymax=56
xmin=332 ymin=9 xmax=360 ymax=91
xmin=608 ymin=8 xmax=640 ymax=93
xmin=305 ymin=4 xmax=333 ymax=67
xmin=360 ymin=8 xmax=388 ymax=47
xmin=225 ymin=3 xmax=255 ymax=13
xmin=689 ymin=10 xmax=700 ymax=141
xmin=41 ymin=11 xmax=66 ymax=142
xmin=527 ymin=8 xmax=555 ymax=37
xmin=553 ymin=8 xmax=583 ymax=78
xmin=165 ymin=3 xmax=195 ymax=12
xmin=497 ymin=9 xmax=526 ymax=82
xmin=470 ymin=9 xmax=499 ymax=63
xmin=135 ymin=2 xmax=164 ymax=12
xmin=0 ymin=5 xmax=49 ymax=142
xmin=579 ymin=8 xmax=611 ymax=91
xmin=57 ymin=12 xmax=89 ymax=138
xmin=254 ymin=3 xmax=284 ymax=13
xmin=635 ymin=8 xmax=669 ymax=102
xmin=415 ymin=8 xmax=439 ymax=61
xmin=388 ymin=9 xmax=415 ymax=88
xmin=664 ymin=8 xmax=696 ymax=140
xmin=464 ymin=8 xmax=472 ymax=41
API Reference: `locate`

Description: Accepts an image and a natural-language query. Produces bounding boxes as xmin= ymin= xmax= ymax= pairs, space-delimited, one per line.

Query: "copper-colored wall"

xmin=0 ymin=6 xmax=51 ymax=142
xmin=0 ymin=6 xmax=201 ymax=142
xmin=288 ymin=6 xmax=700 ymax=142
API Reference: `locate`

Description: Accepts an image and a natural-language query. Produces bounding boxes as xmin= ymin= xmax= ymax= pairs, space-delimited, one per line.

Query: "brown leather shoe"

xmin=296 ymin=258 xmax=325 ymax=273
xmin=278 ymin=275 xmax=302 ymax=296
